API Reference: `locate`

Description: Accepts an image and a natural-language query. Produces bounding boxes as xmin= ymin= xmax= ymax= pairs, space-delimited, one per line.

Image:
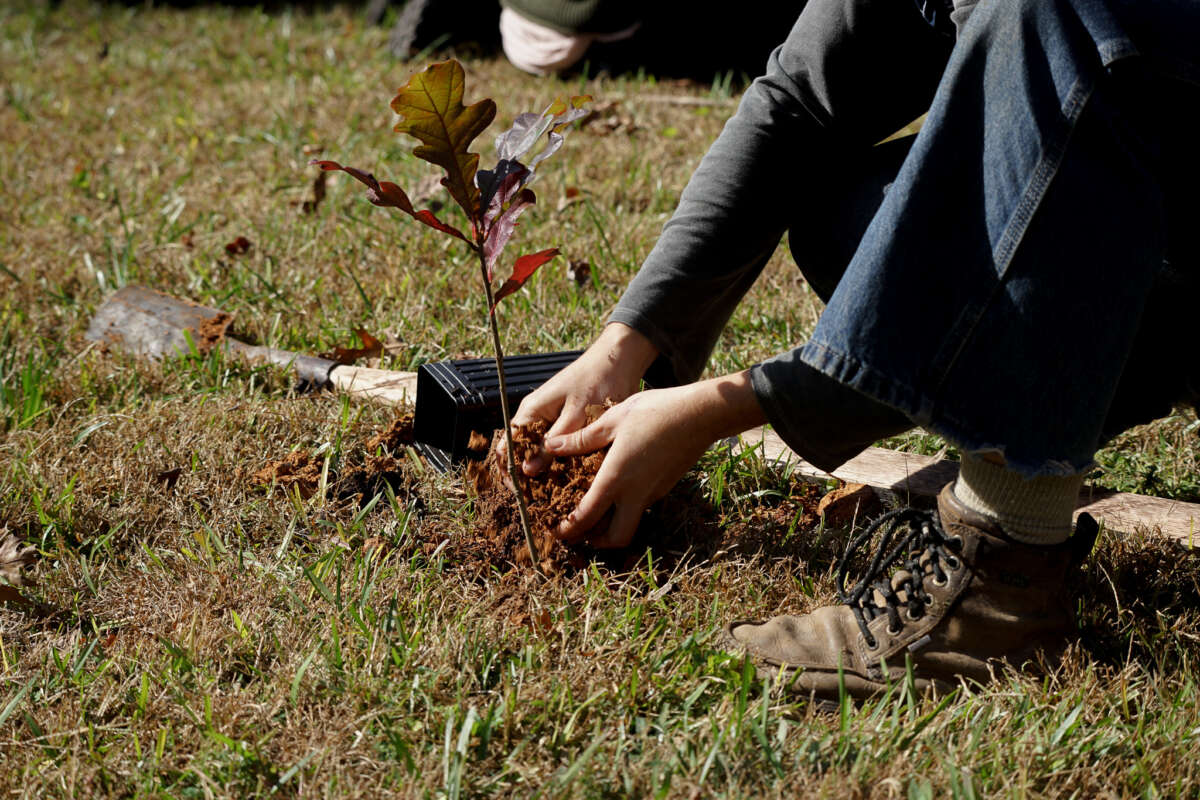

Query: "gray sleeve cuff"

xmin=750 ymin=349 xmax=913 ymax=473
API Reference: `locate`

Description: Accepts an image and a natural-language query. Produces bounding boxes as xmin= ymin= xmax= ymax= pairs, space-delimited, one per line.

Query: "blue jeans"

xmin=795 ymin=0 xmax=1200 ymax=476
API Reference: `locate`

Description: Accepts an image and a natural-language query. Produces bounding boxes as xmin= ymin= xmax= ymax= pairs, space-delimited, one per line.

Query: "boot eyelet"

xmin=886 ymin=623 xmax=902 ymax=636
xmin=931 ymin=575 xmax=948 ymax=587
xmin=905 ymin=608 xmax=923 ymax=621
xmin=945 ymin=556 xmax=961 ymax=570
xmin=866 ymin=636 xmax=879 ymax=650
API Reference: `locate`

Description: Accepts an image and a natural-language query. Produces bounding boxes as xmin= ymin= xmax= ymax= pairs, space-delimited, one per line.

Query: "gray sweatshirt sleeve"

xmin=607 ymin=0 xmax=951 ymax=470
xmin=607 ymin=30 xmax=821 ymax=386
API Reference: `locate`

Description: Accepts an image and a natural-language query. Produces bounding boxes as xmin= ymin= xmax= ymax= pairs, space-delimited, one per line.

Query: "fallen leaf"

xmin=0 ymin=531 xmax=37 ymax=587
xmin=321 ymin=328 xmax=383 ymax=366
xmin=301 ymin=170 xmax=327 ymax=215
xmin=180 ymin=232 xmax=194 ymax=249
xmin=566 ymin=259 xmax=591 ymax=286
xmin=409 ymin=173 xmax=445 ymax=211
xmin=0 ymin=584 xmax=32 ymax=608
xmin=224 ymin=236 xmax=252 ymax=256
xmin=817 ymin=483 xmax=880 ymax=527
xmin=156 ymin=467 xmax=182 ymax=490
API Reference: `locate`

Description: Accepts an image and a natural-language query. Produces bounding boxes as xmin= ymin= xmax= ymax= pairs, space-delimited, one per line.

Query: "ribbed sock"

xmin=953 ymin=455 xmax=1084 ymax=545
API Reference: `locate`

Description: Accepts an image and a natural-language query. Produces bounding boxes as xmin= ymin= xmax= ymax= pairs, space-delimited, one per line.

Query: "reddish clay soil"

xmin=465 ymin=420 xmax=608 ymax=574
xmin=253 ymin=412 xmax=416 ymax=507
xmin=253 ymin=411 xmax=827 ymax=577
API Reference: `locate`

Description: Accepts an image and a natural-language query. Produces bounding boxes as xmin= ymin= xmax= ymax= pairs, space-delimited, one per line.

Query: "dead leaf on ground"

xmin=566 ymin=259 xmax=591 ymax=286
xmin=321 ymin=328 xmax=383 ymax=366
xmin=224 ymin=235 xmax=252 ymax=256
xmin=0 ymin=531 xmax=37 ymax=587
xmin=156 ymin=467 xmax=182 ymax=490
xmin=581 ymin=100 xmax=638 ymax=137
xmin=817 ymin=482 xmax=881 ymax=528
xmin=556 ymin=186 xmax=584 ymax=212
xmin=410 ymin=173 xmax=445 ymax=211
xmin=300 ymin=170 xmax=327 ymax=214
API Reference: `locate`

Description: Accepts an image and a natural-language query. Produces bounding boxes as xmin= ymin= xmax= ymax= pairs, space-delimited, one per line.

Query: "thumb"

xmin=543 ymin=413 xmax=614 ymax=456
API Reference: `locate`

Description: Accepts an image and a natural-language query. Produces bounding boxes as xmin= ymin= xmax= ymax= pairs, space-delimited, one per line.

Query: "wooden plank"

xmin=329 ymin=365 xmax=418 ymax=407
xmin=736 ymin=426 xmax=1200 ymax=544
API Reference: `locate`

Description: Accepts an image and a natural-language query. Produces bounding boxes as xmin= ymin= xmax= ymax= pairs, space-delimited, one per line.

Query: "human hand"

xmin=545 ymin=371 xmax=767 ymax=548
xmin=499 ymin=322 xmax=659 ymax=475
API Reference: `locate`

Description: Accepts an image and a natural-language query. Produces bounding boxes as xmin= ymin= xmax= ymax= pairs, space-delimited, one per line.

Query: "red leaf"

xmin=320 ymin=328 xmax=383 ymax=366
xmin=310 ymin=159 xmax=470 ymax=243
xmin=491 ymin=248 xmax=559 ymax=309
xmin=483 ymin=188 xmax=536 ymax=281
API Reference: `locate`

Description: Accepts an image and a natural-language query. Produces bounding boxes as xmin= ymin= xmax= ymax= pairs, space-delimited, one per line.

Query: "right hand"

xmin=500 ymin=322 xmax=660 ymax=475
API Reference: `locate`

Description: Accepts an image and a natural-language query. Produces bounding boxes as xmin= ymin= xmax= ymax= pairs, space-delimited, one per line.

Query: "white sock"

xmin=953 ymin=455 xmax=1083 ymax=545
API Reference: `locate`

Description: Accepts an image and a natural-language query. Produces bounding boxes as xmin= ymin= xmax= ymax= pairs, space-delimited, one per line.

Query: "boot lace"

xmin=835 ymin=507 xmax=963 ymax=650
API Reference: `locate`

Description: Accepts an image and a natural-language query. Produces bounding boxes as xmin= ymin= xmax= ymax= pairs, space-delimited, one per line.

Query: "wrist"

xmin=598 ymin=321 xmax=660 ymax=378
xmin=689 ymin=370 xmax=768 ymax=442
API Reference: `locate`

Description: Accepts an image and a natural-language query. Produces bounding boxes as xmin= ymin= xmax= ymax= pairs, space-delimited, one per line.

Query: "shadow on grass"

xmin=1076 ymin=531 xmax=1200 ymax=670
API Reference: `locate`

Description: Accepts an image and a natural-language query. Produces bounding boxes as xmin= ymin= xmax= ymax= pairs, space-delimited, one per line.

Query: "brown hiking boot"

xmin=722 ymin=484 xmax=1098 ymax=702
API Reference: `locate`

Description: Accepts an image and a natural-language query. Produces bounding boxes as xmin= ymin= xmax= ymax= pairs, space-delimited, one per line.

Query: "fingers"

xmin=557 ymin=464 xmax=621 ymax=541
xmin=586 ymin=503 xmax=644 ymax=549
xmin=520 ymin=399 xmax=590 ymax=475
xmin=543 ymin=412 xmax=615 ymax=457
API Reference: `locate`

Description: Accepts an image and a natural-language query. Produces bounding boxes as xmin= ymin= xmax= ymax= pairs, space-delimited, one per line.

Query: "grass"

xmin=2 ymin=1 xmax=1200 ymax=796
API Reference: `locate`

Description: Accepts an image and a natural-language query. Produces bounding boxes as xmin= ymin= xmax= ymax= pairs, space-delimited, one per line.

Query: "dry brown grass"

xmin=3 ymin=1 xmax=1200 ymax=797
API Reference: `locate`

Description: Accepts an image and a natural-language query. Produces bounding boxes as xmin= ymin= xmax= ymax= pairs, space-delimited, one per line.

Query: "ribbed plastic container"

xmin=413 ymin=351 xmax=582 ymax=470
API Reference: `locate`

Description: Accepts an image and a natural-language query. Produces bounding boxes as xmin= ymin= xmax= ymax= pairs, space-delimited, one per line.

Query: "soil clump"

xmin=253 ymin=412 xmax=416 ymax=507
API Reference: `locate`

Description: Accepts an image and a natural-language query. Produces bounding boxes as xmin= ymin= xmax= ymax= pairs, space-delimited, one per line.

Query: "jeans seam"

xmin=928 ymin=73 xmax=1097 ymax=401
xmin=992 ymin=75 xmax=1096 ymax=278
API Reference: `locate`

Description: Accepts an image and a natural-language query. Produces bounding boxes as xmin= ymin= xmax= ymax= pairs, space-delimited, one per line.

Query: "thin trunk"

xmin=476 ymin=248 xmax=541 ymax=574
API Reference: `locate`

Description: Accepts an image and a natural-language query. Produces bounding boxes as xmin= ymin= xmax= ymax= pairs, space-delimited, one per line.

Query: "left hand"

xmin=544 ymin=371 xmax=767 ymax=548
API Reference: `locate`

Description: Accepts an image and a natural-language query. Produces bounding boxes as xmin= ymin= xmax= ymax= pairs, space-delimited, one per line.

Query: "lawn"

xmin=3 ymin=2 xmax=1200 ymax=797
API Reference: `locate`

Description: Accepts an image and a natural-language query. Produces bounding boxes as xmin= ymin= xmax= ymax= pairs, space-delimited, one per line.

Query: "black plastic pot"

xmin=413 ymin=351 xmax=582 ymax=470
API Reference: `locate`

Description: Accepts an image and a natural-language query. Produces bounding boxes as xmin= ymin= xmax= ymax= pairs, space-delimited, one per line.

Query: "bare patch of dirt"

xmin=252 ymin=449 xmax=322 ymax=499
xmin=252 ymin=412 xmax=416 ymax=507
xmin=252 ymin=410 xmax=826 ymax=580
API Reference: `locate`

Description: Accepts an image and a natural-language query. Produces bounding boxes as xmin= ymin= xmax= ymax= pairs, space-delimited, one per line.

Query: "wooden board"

xmin=329 ymin=365 xmax=418 ymax=407
xmin=736 ymin=426 xmax=1200 ymax=544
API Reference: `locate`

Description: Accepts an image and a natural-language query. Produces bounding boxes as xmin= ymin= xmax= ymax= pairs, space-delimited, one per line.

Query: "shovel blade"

xmin=86 ymin=285 xmax=233 ymax=359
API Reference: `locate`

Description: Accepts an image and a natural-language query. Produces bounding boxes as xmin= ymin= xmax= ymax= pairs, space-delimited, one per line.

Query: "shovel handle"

xmin=328 ymin=365 xmax=418 ymax=407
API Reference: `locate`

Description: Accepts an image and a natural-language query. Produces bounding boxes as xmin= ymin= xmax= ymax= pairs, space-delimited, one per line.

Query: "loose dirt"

xmin=253 ymin=411 xmax=827 ymax=578
xmin=252 ymin=412 xmax=416 ymax=507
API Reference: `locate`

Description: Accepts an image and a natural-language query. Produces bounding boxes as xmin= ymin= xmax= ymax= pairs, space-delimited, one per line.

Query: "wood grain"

xmin=329 ymin=365 xmax=418 ymax=407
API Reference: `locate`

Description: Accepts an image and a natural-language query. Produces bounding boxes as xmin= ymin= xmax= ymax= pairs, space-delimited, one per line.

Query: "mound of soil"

xmin=466 ymin=420 xmax=607 ymax=574
xmin=252 ymin=410 xmax=827 ymax=579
